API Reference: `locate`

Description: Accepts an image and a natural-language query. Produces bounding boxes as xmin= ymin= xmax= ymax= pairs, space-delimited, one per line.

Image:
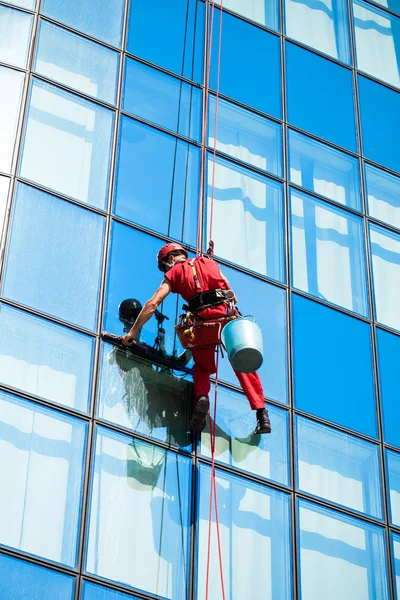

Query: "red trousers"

xmin=191 ymin=307 xmax=265 ymax=410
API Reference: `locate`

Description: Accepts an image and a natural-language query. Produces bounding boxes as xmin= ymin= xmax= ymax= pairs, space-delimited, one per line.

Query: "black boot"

xmin=255 ymin=408 xmax=271 ymax=434
xmin=190 ymin=396 xmax=210 ymax=432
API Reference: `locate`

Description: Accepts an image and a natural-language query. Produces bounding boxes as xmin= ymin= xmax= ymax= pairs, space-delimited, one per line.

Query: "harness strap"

xmin=189 ymin=259 xmax=202 ymax=294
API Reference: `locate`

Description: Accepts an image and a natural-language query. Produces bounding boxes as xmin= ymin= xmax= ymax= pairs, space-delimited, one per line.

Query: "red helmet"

xmin=157 ymin=242 xmax=188 ymax=271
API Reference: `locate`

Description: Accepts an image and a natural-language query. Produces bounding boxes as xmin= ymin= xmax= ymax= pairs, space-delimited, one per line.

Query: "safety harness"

xmin=175 ymin=259 xmax=238 ymax=349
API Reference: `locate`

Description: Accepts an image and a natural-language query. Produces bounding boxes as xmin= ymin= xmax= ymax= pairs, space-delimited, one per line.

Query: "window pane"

xmin=201 ymin=388 xmax=289 ymax=485
xmin=210 ymin=9 xmax=281 ymax=117
xmin=376 ymin=327 xmax=400 ymax=448
xmin=0 ymin=391 xmax=87 ymax=566
xmin=0 ymin=303 xmax=93 ymax=412
xmin=387 ymin=449 xmax=400 ymax=527
xmin=288 ymin=130 xmax=361 ymax=210
xmin=41 ymin=0 xmax=124 ymax=47
xmin=20 ymin=79 xmax=114 ymax=210
xmin=285 ymin=0 xmax=351 ymax=64
xmin=286 ymin=42 xmax=357 ymax=152
xmin=215 ymin=0 xmax=279 ymax=30
xmin=207 ymin=155 xmax=285 ymax=281
xmin=365 ymin=163 xmax=400 ymax=229
xmin=290 ymin=189 xmax=368 ymax=315
xmin=208 ymin=95 xmax=283 ymax=177
xmin=0 ymin=5 xmax=33 ymax=69
xmin=292 ymin=294 xmax=377 ymax=437
xmin=197 ymin=465 xmax=292 ymax=599
xmin=97 ymin=342 xmax=191 ymax=450
xmin=393 ymin=533 xmax=400 ymax=600
xmin=127 ymin=0 xmax=204 ymax=83
xmin=3 ymin=184 xmax=105 ymax=330
xmin=0 ymin=66 xmax=24 ymax=173
xmin=298 ymin=499 xmax=389 ymax=600
xmin=9 ymin=0 xmax=35 ymax=8
xmin=0 ymin=554 xmax=75 ymax=600
xmin=34 ymin=20 xmax=119 ymax=105
xmin=217 ymin=265 xmax=288 ymax=404
xmin=82 ymin=581 xmax=140 ymax=600
xmin=86 ymin=427 xmax=191 ymax=600
xmin=0 ymin=176 xmax=10 ymax=243
xmin=373 ymin=0 xmax=400 ymax=11
xmin=353 ymin=0 xmax=400 ymax=89
xmin=123 ymin=58 xmax=201 ymax=141
xmin=370 ymin=223 xmax=400 ymax=331
xmin=296 ymin=416 xmax=382 ymax=518
xmin=359 ymin=75 xmax=400 ymax=174
xmin=114 ymin=117 xmax=199 ymax=244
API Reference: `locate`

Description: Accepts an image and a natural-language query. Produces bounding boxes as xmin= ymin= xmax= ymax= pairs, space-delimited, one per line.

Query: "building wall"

xmin=0 ymin=0 xmax=399 ymax=598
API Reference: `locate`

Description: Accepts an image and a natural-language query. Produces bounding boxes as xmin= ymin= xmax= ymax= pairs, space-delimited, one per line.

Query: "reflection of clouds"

xmin=0 ymin=394 xmax=85 ymax=566
xmin=0 ymin=66 xmax=24 ymax=172
xmin=300 ymin=504 xmax=388 ymax=599
xmin=297 ymin=417 xmax=381 ymax=516
xmin=354 ymin=2 xmax=400 ymax=89
xmin=291 ymin=190 xmax=366 ymax=314
xmin=87 ymin=430 xmax=190 ymax=600
xmin=207 ymin=156 xmax=282 ymax=278
xmin=370 ymin=225 xmax=400 ymax=331
xmin=215 ymin=0 xmax=269 ymax=26
xmin=366 ymin=163 xmax=400 ymax=229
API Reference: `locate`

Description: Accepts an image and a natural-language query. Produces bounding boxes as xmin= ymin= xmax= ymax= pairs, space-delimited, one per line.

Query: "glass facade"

xmin=0 ymin=1 xmax=398 ymax=598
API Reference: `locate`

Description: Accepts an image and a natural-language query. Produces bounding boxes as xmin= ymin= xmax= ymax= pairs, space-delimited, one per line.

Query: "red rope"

xmin=205 ymin=348 xmax=226 ymax=600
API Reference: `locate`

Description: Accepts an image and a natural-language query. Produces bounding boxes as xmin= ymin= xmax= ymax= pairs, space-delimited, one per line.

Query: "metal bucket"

xmin=221 ymin=316 xmax=263 ymax=373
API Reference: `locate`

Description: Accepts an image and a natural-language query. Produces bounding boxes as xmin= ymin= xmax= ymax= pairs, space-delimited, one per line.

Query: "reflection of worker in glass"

xmin=121 ymin=242 xmax=271 ymax=435
xmin=108 ymin=298 xmax=191 ymax=447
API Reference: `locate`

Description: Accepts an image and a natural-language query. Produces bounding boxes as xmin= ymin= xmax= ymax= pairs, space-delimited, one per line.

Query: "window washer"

xmin=121 ymin=242 xmax=271 ymax=435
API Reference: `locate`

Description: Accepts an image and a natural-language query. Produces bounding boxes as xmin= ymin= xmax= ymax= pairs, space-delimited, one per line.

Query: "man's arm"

xmin=221 ymin=272 xmax=237 ymax=304
xmin=122 ymin=280 xmax=171 ymax=345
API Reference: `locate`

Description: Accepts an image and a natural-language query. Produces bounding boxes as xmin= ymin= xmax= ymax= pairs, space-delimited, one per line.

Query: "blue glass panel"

xmin=208 ymin=95 xmax=283 ymax=177
xmin=104 ymin=224 xmax=182 ymax=356
xmin=217 ymin=265 xmax=288 ymax=404
xmin=298 ymin=499 xmax=389 ymax=599
xmin=387 ymin=449 xmax=400 ymax=527
xmin=0 ymin=66 xmax=24 ymax=173
xmin=210 ymin=9 xmax=281 ymax=117
xmin=0 ymin=5 xmax=33 ymax=69
xmin=376 ymin=327 xmax=400 ymax=447
xmin=369 ymin=223 xmax=400 ymax=331
xmin=41 ymin=0 xmax=124 ymax=47
xmin=114 ymin=116 xmax=199 ymax=244
xmin=86 ymin=427 xmax=191 ymax=600
xmin=20 ymin=79 xmax=114 ymax=209
xmin=0 ymin=391 xmax=87 ymax=566
xmin=201 ymin=388 xmax=289 ymax=485
xmin=0 ymin=554 xmax=75 ymax=600
xmin=123 ymin=58 xmax=201 ymax=141
xmin=290 ymin=188 xmax=368 ymax=316
xmin=286 ymin=42 xmax=357 ymax=152
xmin=292 ymin=294 xmax=377 ymax=437
xmin=0 ymin=176 xmax=10 ymax=242
xmin=97 ymin=342 xmax=191 ymax=450
xmin=0 ymin=304 xmax=93 ymax=412
xmin=353 ymin=0 xmax=400 ymax=89
xmin=285 ymin=0 xmax=351 ymax=64
xmin=127 ymin=0 xmax=204 ymax=83
xmin=82 ymin=581 xmax=139 ymax=600
xmin=35 ymin=20 xmax=119 ymax=104
xmin=359 ymin=75 xmax=400 ymax=174
xmin=374 ymin=0 xmax=400 ymax=12
xmin=215 ymin=0 xmax=280 ymax=30
xmin=3 ymin=184 xmax=105 ymax=330
xmin=10 ymin=0 xmax=35 ymax=8
xmin=288 ymin=130 xmax=361 ymax=210
xmin=365 ymin=163 xmax=400 ymax=229
xmin=198 ymin=465 xmax=291 ymax=599
xmin=206 ymin=155 xmax=285 ymax=281
xmin=392 ymin=533 xmax=400 ymax=600
xmin=296 ymin=416 xmax=382 ymax=518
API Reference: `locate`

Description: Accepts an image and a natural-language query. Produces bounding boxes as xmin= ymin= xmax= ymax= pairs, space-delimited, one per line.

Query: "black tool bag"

xmin=187 ymin=288 xmax=235 ymax=313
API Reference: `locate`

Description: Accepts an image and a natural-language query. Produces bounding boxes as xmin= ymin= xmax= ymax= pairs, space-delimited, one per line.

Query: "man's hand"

xmin=121 ymin=334 xmax=136 ymax=347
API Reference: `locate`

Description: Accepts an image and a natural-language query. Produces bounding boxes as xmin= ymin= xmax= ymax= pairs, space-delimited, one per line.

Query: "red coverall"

xmin=164 ymin=257 xmax=265 ymax=410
